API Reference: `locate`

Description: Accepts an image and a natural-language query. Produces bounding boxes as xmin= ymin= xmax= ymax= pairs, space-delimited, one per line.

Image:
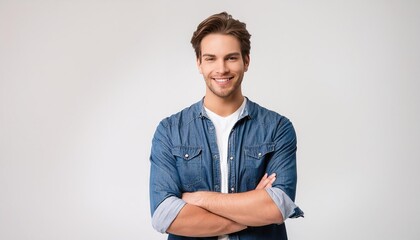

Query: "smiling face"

xmin=197 ymin=33 xmax=249 ymax=102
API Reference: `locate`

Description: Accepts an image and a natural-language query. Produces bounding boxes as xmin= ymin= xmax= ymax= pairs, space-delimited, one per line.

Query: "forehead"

xmin=200 ymin=33 xmax=241 ymax=56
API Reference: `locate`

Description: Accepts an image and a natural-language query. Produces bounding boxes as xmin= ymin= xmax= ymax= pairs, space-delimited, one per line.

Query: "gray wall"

xmin=1 ymin=0 xmax=419 ymax=239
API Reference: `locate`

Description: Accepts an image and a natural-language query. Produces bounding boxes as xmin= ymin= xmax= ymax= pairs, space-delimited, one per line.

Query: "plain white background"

xmin=1 ymin=0 xmax=419 ymax=239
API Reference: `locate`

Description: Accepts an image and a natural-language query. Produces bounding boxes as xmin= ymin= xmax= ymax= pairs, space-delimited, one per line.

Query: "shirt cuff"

xmin=265 ymin=187 xmax=304 ymax=220
xmin=152 ymin=196 xmax=186 ymax=233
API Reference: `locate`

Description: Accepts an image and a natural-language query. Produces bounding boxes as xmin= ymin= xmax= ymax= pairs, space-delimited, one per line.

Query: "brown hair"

xmin=191 ymin=12 xmax=251 ymax=63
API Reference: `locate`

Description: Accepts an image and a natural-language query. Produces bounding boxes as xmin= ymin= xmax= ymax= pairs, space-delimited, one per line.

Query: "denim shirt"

xmin=149 ymin=98 xmax=303 ymax=240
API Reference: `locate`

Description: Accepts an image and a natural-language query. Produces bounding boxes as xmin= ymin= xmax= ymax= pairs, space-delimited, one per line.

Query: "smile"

xmin=213 ymin=77 xmax=233 ymax=83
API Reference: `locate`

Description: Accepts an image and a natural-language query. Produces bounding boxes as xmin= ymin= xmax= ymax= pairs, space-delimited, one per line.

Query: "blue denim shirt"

xmin=149 ymin=98 xmax=303 ymax=240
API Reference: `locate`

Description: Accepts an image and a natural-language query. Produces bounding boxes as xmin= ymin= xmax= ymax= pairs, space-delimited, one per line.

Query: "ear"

xmin=244 ymin=55 xmax=250 ymax=72
xmin=196 ymin=57 xmax=203 ymax=74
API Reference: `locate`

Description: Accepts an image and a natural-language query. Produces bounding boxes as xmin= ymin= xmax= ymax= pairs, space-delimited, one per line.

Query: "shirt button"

xmin=258 ymin=153 xmax=262 ymax=158
xmin=229 ymin=156 xmax=234 ymax=160
xmin=231 ymin=187 xmax=235 ymax=192
xmin=184 ymin=154 xmax=189 ymax=158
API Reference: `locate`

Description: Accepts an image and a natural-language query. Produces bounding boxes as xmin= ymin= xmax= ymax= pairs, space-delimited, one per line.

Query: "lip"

xmin=212 ymin=77 xmax=234 ymax=85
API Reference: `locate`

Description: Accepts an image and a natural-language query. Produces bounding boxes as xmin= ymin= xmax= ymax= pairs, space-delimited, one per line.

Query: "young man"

xmin=149 ymin=12 xmax=303 ymax=240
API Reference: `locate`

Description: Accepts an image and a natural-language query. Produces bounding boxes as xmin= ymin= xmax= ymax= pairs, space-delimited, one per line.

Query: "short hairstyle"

xmin=191 ymin=12 xmax=251 ymax=62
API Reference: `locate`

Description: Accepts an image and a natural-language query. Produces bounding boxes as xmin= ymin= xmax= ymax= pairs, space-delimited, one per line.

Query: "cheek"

xmin=197 ymin=65 xmax=203 ymax=74
xmin=232 ymin=66 xmax=246 ymax=74
xmin=199 ymin=66 xmax=212 ymax=76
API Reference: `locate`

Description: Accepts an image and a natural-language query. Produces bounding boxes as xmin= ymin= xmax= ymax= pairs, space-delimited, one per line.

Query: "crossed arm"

xmin=166 ymin=173 xmax=283 ymax=237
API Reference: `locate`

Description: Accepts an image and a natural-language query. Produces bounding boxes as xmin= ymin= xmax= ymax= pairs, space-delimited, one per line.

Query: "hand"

xmin=182 ymin=172 xmax=276 ymax=206
xmin=183 ymin=191 xmax=205 ymax=206
xmin=255 ymin=173 xmax=276 ymax=190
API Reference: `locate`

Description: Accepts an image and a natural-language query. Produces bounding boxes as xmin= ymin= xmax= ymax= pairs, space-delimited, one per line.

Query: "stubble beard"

xmin=206 ymin=76 xmax=243 ymax=99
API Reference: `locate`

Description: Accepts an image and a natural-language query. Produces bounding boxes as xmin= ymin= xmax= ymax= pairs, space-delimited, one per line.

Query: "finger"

xmin=262 ymin=172 xmax=268 ymax=180
xmin=257 ymin=174 xmax=277 ymax=189
xmin=256 ymin=173 xmax=268 ymax=188
xmin=269 ymin=176 xmax=276 ymax=184
xmin=256 ymin=173 xmax=268 ymax=189
xmin=264 ymin=180 xmax=275 ymax=189
xmin=264 ymin=173 xmax=276 ymax=189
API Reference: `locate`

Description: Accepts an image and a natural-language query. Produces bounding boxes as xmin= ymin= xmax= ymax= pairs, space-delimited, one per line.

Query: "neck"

xmin=204 ymin=93 xmax=244 ymax=117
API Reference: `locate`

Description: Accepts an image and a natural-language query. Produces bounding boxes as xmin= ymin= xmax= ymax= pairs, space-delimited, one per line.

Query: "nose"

xmin=216 ymin=60 xmax=229 ymax=74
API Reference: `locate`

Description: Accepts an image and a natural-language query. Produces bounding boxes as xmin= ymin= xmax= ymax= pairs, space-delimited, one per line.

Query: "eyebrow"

xmin=202 ymin=52 xmax=241 ymax=58
xmin=202 ymin=54 xmax=216 ymax=58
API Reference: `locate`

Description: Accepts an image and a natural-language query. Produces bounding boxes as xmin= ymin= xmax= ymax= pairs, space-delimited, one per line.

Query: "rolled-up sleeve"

xmin=266 ymin=187 xmax=304 ymax=219
xmin=266 ymin=118 xmax=304 ymax=219
xmin=152 ymin=196 xmax=186 ymax=233
xmin=149 ymin=121 xmax=184 ymax=232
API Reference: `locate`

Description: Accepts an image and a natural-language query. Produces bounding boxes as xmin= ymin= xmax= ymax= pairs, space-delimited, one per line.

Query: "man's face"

xmin=197 ymin=33 xmax=249 ymax=100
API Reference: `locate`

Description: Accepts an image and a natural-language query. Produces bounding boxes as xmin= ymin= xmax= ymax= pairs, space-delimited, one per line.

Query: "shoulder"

xmin=246 ymin=98 xmax=292 ymax=127
xmin=245 ymin=99 xmax=297 ymax=148
xmin=158 ymin=100 xmax=202 ymax=129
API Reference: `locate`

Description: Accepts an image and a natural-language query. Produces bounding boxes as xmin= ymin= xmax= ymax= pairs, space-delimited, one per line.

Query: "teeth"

xmin=214 ymin=78 xmax=230 ymax=82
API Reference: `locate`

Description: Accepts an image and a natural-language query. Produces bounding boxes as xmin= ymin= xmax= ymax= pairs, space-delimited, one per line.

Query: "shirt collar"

xmin=198 ymin=97 xmax=252 ymax=120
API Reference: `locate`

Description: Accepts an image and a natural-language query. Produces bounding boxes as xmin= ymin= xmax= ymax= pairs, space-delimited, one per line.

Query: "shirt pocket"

xmin=172 ymin=146 xmax=202 ymax=191
xmin=244 ymin=142 xmax=275 ymax=168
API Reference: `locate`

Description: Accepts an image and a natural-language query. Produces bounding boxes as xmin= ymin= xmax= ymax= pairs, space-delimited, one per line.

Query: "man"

xmin=149 ymin=12 xmax=303 ymax=240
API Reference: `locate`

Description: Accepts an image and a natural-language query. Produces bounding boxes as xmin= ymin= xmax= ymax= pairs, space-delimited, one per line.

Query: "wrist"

xmin=199 ymin=191 xmax=220 ymax=210
xmin=195 ymin=191 xmax=210 ymax=208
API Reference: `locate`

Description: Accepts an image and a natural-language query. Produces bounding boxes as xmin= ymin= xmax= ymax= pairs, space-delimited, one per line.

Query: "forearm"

xmin=167 ymin=203 xmax=247 ymax=237
xmin=183 ymin=189 xmax=283 ymax=226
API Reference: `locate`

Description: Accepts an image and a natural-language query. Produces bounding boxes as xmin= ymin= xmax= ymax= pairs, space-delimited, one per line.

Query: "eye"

xmin=204 ymin=57 xmax=215 ymax=62
xmin=227 ymin=56 xmax=238 ymax=61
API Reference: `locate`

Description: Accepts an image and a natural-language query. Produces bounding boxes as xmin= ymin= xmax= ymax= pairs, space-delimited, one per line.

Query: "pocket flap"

xmin=172 ymin=146 xmax=202 ymax=160
xmin=244 ymin=143 xmax=275 ymax=159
